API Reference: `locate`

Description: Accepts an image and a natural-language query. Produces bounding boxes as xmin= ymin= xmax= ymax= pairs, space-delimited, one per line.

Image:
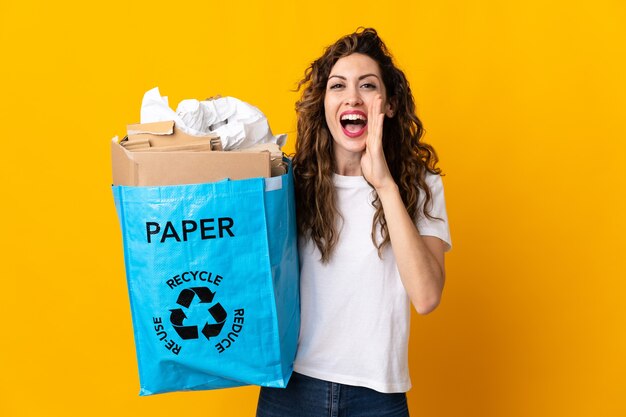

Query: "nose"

xmin=344 ymin=89 xmax=363 ymax=107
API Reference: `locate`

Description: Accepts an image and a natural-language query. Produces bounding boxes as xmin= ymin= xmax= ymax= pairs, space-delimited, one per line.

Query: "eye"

xmin=328 ymin=83 xmax=344 ymax=90
xmin=361 ymin=82 xmax=377 ymax=89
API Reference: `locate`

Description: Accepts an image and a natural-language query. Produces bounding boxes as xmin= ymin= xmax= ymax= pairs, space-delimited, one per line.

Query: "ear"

xmin=385 ymin=97 xmax=397 ymax=118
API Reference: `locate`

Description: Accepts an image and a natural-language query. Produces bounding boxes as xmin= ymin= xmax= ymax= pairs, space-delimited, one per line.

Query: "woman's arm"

xmin=361 ymin=95 xmax=446 ymax=315
xmin=376 ymin=184 xmax=446 ymax=314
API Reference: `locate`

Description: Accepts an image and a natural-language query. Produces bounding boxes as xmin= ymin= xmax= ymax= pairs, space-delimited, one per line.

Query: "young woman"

xmin=257 ymin=28 xmax=451 ymax=417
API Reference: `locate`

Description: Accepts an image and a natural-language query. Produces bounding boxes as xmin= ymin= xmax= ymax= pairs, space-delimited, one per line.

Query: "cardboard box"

xmin=111 ymin=121 xmax=271 ymax=186
xmin=124 ymin=120 xmax=223 ymax=151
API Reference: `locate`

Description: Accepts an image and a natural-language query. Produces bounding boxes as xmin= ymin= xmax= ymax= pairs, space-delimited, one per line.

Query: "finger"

xmin=367 ymin=95 xmax=380 ymax=137
xmin=368 ymin=95 xmax=384 ymax=148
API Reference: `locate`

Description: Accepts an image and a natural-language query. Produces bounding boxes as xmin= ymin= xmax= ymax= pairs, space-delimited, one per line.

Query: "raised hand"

xmin=361 ymin=94 xmax=394 ymax=190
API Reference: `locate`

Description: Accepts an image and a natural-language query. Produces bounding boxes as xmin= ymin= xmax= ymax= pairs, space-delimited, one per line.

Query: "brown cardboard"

xmin=236 ymin=143 xmax=287 ymax=176
xmin=112 ymin=121 xmax=277 ymax=186
xmin=125 ymin=120 xmax=222 ymax=151
xmin=112 ymin=138 xmax=271 ymax=186
xmin=126 ymin=120 xmax=175 ymax=136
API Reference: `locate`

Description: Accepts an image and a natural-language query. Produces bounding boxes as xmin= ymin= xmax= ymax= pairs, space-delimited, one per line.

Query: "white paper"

xmin=140 ymin=87 xmax=287 ymax=151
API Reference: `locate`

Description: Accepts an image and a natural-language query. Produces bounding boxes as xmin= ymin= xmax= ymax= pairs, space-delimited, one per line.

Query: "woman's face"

xmin=324 ymin=53 xmax=391 ymax=162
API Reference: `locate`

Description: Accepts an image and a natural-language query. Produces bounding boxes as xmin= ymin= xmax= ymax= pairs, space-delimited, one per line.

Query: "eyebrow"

xmin=328 ymin=74 xmax=381 ymax=81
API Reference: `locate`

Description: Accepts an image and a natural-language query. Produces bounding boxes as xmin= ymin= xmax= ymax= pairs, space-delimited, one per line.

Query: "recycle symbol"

xmin=169 ymin=287 xmax=227 ymax=341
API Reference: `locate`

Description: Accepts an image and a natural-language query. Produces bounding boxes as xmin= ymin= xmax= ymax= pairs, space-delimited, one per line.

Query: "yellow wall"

xmin=1 ymin=1 xmax=624 ymax=416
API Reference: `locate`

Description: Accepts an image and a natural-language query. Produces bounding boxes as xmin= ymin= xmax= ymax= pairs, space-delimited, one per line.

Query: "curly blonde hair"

xmin=293 ymin=28 xmax=441 ymax=262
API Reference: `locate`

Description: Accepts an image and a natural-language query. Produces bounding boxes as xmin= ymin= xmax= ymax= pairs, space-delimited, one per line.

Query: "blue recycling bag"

xmin=112 ymin=163 xmax=299 ymax=395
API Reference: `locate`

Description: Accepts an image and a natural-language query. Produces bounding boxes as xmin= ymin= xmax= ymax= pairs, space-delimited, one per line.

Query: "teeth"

xmin=341 ymin=114 xmax=366 ymax=121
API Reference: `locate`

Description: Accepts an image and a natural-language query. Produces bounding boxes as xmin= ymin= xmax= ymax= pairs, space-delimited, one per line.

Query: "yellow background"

xmin=1 ymin=0 xmax=625 ymax=416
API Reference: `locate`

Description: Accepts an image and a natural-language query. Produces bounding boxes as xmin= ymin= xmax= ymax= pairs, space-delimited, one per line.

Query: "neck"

xmin=334 ymin=150 xmax=363 ymax=176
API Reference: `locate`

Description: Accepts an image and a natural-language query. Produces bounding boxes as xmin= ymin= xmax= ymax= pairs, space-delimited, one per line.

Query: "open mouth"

xmin=340 ymin=112 xmax=367 ymax=138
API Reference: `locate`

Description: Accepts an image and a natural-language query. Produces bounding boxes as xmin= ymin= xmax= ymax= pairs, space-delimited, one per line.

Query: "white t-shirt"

xmin=293 ymin=172 xmax=451 ymax=393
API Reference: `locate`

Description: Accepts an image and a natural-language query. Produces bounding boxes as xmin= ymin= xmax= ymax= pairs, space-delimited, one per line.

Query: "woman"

xmin=257 ymin=27 xmax=451 ymax=417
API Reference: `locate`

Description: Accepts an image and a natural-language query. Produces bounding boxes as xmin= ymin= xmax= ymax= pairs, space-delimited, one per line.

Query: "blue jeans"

xmin=256 ymin=372 xmax=409 ymax=417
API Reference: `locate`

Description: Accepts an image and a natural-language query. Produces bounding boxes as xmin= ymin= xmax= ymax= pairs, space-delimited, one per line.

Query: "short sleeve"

xmin=416 ymin=173 xmax=452 ymax=252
